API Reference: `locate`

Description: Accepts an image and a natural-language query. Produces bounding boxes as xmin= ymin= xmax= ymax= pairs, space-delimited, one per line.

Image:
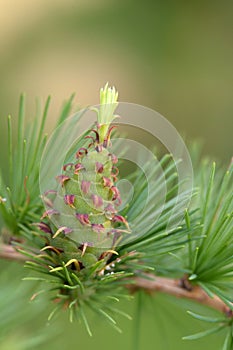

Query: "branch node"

xmin=179 ymin=274 xmax=193 ymax=292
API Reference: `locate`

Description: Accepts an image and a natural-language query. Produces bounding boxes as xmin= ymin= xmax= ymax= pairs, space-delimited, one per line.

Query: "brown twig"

xmin=0 ymin=243 xmax=26 ymax=261
xmin=132 ymin=274 xmax=232 ymax=316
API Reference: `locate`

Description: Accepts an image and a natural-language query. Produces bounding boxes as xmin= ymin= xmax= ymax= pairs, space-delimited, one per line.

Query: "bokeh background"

xmin=0 ymin=1 xmax=232 ymax=349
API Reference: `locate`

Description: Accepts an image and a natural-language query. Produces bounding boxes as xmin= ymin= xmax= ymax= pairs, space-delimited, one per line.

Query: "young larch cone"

xmin=40 ymin=84 xmax=130 ymax=266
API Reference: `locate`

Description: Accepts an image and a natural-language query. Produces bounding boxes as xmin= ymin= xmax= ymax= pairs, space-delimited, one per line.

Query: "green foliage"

xmin=181 ymin=160 xmax=233 ymax=303
xmin=0 ymin=94 xmax=75 ymax=237
xmin=0 ymin=88 xmax=232 ymax=350
xmin=183 ymin=310 xmax=233 ymax=343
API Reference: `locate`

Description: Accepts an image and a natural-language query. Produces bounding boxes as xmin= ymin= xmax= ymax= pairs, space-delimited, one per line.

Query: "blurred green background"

xmin=0 ymin=0 xmax=232 ymax=349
